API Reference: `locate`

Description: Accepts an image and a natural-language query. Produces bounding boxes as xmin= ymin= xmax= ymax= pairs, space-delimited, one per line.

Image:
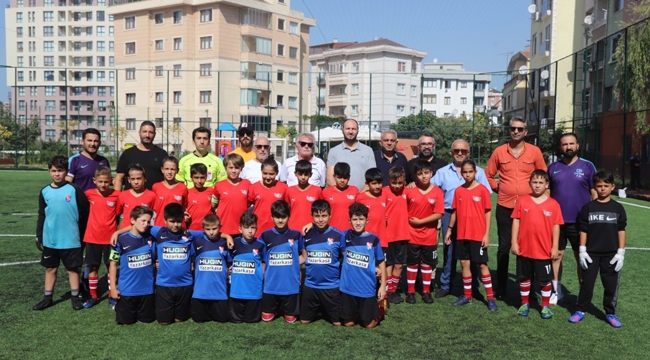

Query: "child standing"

xmin=186 ymin=163 xmax=217 ymax=230
xmin=383 ymin=166 xmax=410 ymax=304
xmin=152 ymin=156 xmax=188 ymax=226
xmin=322 ymin=162 xmax=359 ymax=231
xmin=511 ymin=169 xmax=563 ymax=319
xmin=214 ymin=154 xmax=251 ymax=236
xmin=286 ymin=160 xmax=323 ymax=230
xmin=117 ymin=164 xmax=157 ymax=229
xmin=355 ymin=168 xmax=387 ymax=244
xmin=446 ymin=160 xmax=497 ymax=311
xmin=569 ymin=170 xmax=627 ymax=328
xmin=33 ymin=156 xmax=90 ymax=311
xmin=247 ymin=158 xmax=288 ymax=237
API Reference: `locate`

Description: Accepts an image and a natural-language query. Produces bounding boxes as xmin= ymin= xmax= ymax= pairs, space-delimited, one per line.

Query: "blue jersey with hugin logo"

xmin=111 ymin=232 xmax=155 ymax=297
xmin=339 ymin=230 xmax=384 ymax=298
xmin=150 ymin=226 xmax=194 ymax=287
xmin=189 ymin=231 xmax=232 ymax=300
xmin=261 ymin=228 xmax=305 ymax=295
xmin=229 ymin=237 xmax=266 ymax=300
xmin=304 ymin=226 xmax=344 ymax=289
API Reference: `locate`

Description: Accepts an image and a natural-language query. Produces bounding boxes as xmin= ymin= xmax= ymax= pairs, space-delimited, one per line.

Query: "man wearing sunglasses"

xmin=406 ymin=132 xmax=447 ymax=184
xmin=326 ymin=119 xmax=377 ymax=190
xmin=431 ymin=139 xmax=492 ymax=298
xmin=486 ymin=117 xmax=546 ymax=300
xmin=241 ymin=136 xmax=279 ymax=184
xmin=280 ymin=133 xmax=326 ymax=187
xmin=230 ymin=123 xmax=256 ymax=162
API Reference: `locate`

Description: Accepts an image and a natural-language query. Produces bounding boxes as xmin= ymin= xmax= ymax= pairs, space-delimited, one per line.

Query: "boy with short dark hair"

xmin=340 ymin=202 xmax=387 ymax=328
xmin=322 ymin=162 xmax=359 ymax=231
xmin=511 ymin=170 xmax=563 ymax=319
xmin=384 ymin=166 xmax=410 ymax=304
xmin=34 ymin=155 xmax=90 ymax=311
xmin=214 ymin=153 xmax=250 ymax=236
xmin=109 ymin=206 xmax=156 ymax=325
xmin=286 ymin=159 xmax=323 ymax=230
xmin=116 ymin=164 xmax=157 ymax=229
xmin=260 ymin=200 xmax=306 ymax=323
xmin=569 ymin=170 xmax=627 ymax=328
xmin=230 ymin=212 xmax=266 ymax=323
xmin=301 ymin=200 xmax=344 ymax=325
xmin=355 ymin=168 xmax=387 ymax=243
xmin=186 ymin=163 xmax=217 ymax=230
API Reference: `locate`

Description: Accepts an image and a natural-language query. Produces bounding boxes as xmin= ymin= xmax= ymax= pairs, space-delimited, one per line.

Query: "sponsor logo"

xmin=329 ymin=197 xmax=335 ymax=201
xmin=269 ymin=252 xmax=293 ymax=266
xmin=543 ymin=210 xmax=552 ymax=217
xmin=174 ymin=195 xmax=183 ymax=201
xmin=123 ymin=246 xmax=131 ymax=249
xmin=232 ymin=260 xmax=255 ymax=274
xmin=159 ymin=196 xmax=164 ymax=200
xmin=306 ymin=196 xmax=316 ymax=202
xmin=606 ymin=216 xmax=617 ymax=221
xmin=307 ymin=250 xmax=332 ymax=264
xmin=80 ymin=164 xmax=89 ymax=169
xmin=192 ymin=200 xmax=198 ymax=203
xmin=160 ymin=236 xmax=168 ymax=239
xmin=472 ymin=196 xmax=481 ymax=202
xmin=196 ymin=246 xmax=203 ymax=250
xmin=43 ymin=255 xmax=51 ymax=259
xmin=346 ymin=250 xmax=369 ymax=268
xmin=346 ymin=195 xmax=355 ymax=200
xmin=553 ymin=170 xmax=562 ymax=174
xmin=523 ymin=208 xmax=529 ymax=212
xmin=127 ymin=252 xmax=152 ymax=268
xmin=223 ymin=191 xmax=228 ymax=195
xmin=65 ymin=195 xmax=72 ymax=202
xmin=198 ymin=257 xmax=223 ymax=272
xmin=367 ymin=242 xmax=374 ymax=250
xmin=305 ymin=238 xmax=311 ymax=242
xmin=274 ymin=193 xmax=283 ymax=199
xmin=162 ymin=246 xmax=189 ymax=260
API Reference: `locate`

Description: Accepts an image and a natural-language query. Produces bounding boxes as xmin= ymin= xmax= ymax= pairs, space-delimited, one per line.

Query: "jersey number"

xmin=479 ymin=247 xmax=484 ymax=256
xmin=545 ymin=264 xmax=551 ymax=274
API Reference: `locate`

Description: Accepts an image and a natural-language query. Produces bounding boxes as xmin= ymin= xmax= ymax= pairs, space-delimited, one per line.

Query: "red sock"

xmin=406 ymin=265 xmax=418 ymax=294
xmin=89 ymin=275 xmax=98 ymax=299
xmin=261 ymin=313 xmax=275 ymax=322
xmin=420 ymin=263 xmax=433 ymax=293
xmin=463 ymin=276 xmax=472 ymax=299
xmin=391 ymin=274 xmax=401 ymax=293
xmin=541 ymin=281 xmax=552 ymax=307
xmin=520 ymin=280 xmax=531 ymax=305
xmin=481 ymin=274 xmax=494 ymax=301
xmin=388 ymin=275 xmax=396 ymax=293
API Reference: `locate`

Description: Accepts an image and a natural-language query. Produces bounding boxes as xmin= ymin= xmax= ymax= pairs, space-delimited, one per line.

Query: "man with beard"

xmin=406 ymin=132 xmax=447 ymax=184
xmin=326 ymin=119 xmax=376 ymax=190
xmin=241 ymin=136 xmax=279 ymax=184
xmin=114 ymin=121 xmax=168 ymax=190
xmin=66 ymin=128 xmax=110 ymax=191
xmin=177 ymin=126 xmax=226 ymax=188
xmin=374 ymin=130 xmax=409 ymax=186
xmin=548 ymin=132 xmax=596 ymax=304
xmin=486 ymin=117 xmax=546 ymax=299
xmin=230 ymin=123 xmax=256 ymax=162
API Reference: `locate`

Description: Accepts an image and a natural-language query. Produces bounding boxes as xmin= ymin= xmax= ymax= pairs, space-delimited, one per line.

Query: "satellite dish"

xmin=584 ymin=15 xmax=593 ymax=25
xmin=433 ymin=58 xmax=438 ymax=63
xmin=528 ymin=4 xmax=537 ymax=14
xmin=518 ymin=65 xmax=528 ymax=75
xmin=540 ymin=70 xmax=550 ymax=79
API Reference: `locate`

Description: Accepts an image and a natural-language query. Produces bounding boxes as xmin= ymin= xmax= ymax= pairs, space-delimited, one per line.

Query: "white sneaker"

xmin=549 ymin=293 xmax=558 ymax=305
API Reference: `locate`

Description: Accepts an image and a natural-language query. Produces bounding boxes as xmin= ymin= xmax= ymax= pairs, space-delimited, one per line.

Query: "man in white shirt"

xmin=280 ymin=133 xmax=326 ymax=187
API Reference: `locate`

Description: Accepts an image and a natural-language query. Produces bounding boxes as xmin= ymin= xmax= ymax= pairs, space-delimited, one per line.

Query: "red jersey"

xmin=405 ymin=185 xmax=445 ymax=245
xmin=322 ymin=185 xmax=359 ymax=231
xmin=356 ymin=191 xmax=388 ymax=247
xmin=214 ymin=179 xmax=251 ymax=235
xmin=152 ymin=182 xmax=188 ymax=226
xmin=84 ymin=189 xmax=120 ymax=244
xmin=512 ymin=195 xmax=564 ymax=260
xmin=286 ymin=185 xmax=323 ymax=230
xmin=117 ymin=189 xmax=157 ymax=229
xmin=383 ymin=186 xmax=410 ymax=243
xmin=186 ymin=187 xmax=216 ymax=230
xmin=451 ymin=184 xmax=492 ymax=242
xmin=247 ymin=181 xmax=288 ymax=237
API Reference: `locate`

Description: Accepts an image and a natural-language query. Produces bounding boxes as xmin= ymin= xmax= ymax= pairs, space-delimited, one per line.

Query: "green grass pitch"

xmin=0 ymin=170 xmax=649 ymax=359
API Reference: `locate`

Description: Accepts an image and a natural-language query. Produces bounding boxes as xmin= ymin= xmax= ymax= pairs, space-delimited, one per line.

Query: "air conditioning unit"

xmin=535 ymin=12 xmax=541 ymax=21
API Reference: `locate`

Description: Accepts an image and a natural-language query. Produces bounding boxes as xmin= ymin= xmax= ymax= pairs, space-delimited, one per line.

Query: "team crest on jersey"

xmin=306 ymin=196 xmax=316 ymax=202
xmin=381 ymin=202 xmax=386 ymax=207
xmin=347 ymin=195 xmax=355 ymax=200
xmin=140 ymin=203 xmax=149 ymax=207
xmin=327 ymin=238 xmax=334 ymax=245
xmin=182 ymin=236 xmax=189 ymax=242
xmin=241 ymin=190 xmax=248 ymax=195
xmin=543 ymin=210 xmax=552 ymax=217
xmin=252 ymin=248 xmax=259 ymax=256
xmin=472 ymin=196 xmax=481 ymax=202
xmin=174 ymin=195 xmax=183 ymax=201
xmin=288 ymin=239 xmax=295 ymax=246
xmin=274 ymin=193 xmax=283 ymax=199
xmin=65 ymin=195 xmax=72 ymax=202
xmin=428 ymin=198 xmax=436 ymax=204
xmin=574 ymin=168 xmax=585 ymax=177
xmin=106 ymin=201 xmax=116 ymax=207
xmin=367 ymin=242 xmax=374 ymax=250
xmin=147 ymin=240 xmax=153 ymax=247
xmin=402 ymin=194 xmax=406 ymax=199
xmin=219 ymin=246 xmax=224 ymax=253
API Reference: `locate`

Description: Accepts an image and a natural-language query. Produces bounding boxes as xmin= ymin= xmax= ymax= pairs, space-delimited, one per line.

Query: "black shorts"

xmin=115 ymin=294 xmax=155 ymax=325
xmin=340 ymin=292 xmax=379 ymax=323
xmin=85 ymin=243 xmax=111 ymax=267
xmin=300 ymin=286 xmax=340 ymax=322
xmin=407 ymin=244 xmax=438 ymax=266
xmin=261 ymin=293 xmax=300 ymax=316
xmin=386 ymin=240 xmax=408 ymax=266
xmin=456 ymin=240 xmax=489 ymax=263
xmin=190 ymin=298 xmax=229 ymax=323
xmin=559 ymin=223 xmax=579 ymax=251
xmin=517 ymin=256 xmax=553 ymax=283
xmin=155 ymin=285 xmax=193 ymax=323
xmin=41 ymin=246 xmax=83 ymax=269
xmin=229 ymin=298 xmax=262 ymax=323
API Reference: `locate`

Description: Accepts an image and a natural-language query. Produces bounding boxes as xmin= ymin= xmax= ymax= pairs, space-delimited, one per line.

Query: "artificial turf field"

xmin=1 ymin=170 xmax=649 ymax=359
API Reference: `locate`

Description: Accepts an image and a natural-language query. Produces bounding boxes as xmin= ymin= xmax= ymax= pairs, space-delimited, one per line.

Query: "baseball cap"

xmin=238 ymin=122 xmax=254 ymax=135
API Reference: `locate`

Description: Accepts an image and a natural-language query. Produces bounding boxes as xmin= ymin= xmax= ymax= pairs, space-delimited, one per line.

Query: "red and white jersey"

xmin=247 ymin=181 xmax=288 ymax=237
xmin=286 ymin=185 xmax=323 ymax=230
xmin=152 ymin=182 xmax=188 ymax=226
xmin=356 ymin=191 xmax=388 ymax=247
xmin=405 ymin=185 xmax=444 ymax=246
xmin=84 ymin=189 xmax=120 ymax=244
xmin=512 ymin=195 xmax=564 ymax=260
xmin=214 ymin=179 xmax=251 ymax=235
xmin=452 ymin=184 xmax=492 ymax=242
xmin=384 ymin=186 xmax=410 ymax=243
xmin=117 ymin=189 xmax=157 ymax=229
xmin=322 ymin=185 xmax=359 ymax=231
xmin=186 ymin=187 xmax=216 ymax=230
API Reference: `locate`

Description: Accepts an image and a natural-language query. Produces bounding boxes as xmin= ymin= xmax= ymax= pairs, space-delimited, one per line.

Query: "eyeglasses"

xmin=239 ymin=131 xmax=253 ymax=137
xmin=420 ymin=142 xmax=435 ymax=147
xmin=451 ymin=149 xmax=470 ymax=155
xmin=255 ymin=145 xmax=270 ymax=150
xmin=299 ymin=141 xmax=314 ymax=148
xmin=382 ymin=139 xmax=397 ymax=143
xmin=510 ymin=126 xmax=526 ymax=132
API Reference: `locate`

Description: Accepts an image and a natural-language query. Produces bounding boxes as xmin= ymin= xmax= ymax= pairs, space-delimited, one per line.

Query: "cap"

xmin=238 ymin=122 xmax=254 ymax=135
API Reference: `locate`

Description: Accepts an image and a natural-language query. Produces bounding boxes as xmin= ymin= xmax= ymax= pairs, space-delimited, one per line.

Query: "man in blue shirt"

xmin=431 ymin=139 xmax=491 ymax=298
xmin=373 ymin=130 xmax=409 ymax=186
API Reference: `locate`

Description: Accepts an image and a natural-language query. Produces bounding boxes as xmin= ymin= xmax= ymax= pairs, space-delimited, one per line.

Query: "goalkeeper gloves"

xmin=35 ymin=237 xmax=43 ymax=252
xmin=609 ymin=248 xmax=625 ymax=272
xmin=579 ymin=246 xmax=592 ymax=270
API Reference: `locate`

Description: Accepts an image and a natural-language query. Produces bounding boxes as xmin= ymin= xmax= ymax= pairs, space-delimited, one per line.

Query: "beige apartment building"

xmin=108 ymin=0 xmax=314 ymax=154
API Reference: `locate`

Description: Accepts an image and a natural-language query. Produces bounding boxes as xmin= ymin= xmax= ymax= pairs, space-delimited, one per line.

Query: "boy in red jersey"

xmin=117 ymin=164 xmax=157 ymax=229
xmin=248 ymin=158 xmax=288 ymax=237
xmin=214 ymin=153 xmax=251 ymax=236
xmin=511 ymin=169 xmax=563 ymax=319
xmin=83 ymin=166 xmax=120 ymax=308
xmin=355 ymin=168 xmax=387 ymax=242
xmin=152 ymin=156 xmax=188 ymax=226
xmin=404 ymin=160 xmax=444 ymax=304
xmin=286 ymin=160 xmax=323 ymax=230
xmin=186 ymin=163 xmax=217 ymax=230
xmin=322 ymin=162 xmax=358 ymax=231
xmin=446 ymin=160 xmax=496 ymax=311
xmin=383 ymin=166 xmax=410 ymax=304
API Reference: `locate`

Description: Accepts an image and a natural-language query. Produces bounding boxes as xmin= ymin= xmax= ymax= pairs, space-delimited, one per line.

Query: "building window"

xmin=444 ymin=97 xmax=451 ymax=105
xmin=173 ymin=10 xmax=182 ymax=24
xmin=443 ymin=80 xmax=451 ymax=89
xmin=351 ymin=105 xmax=358 ymax=116
xmin=411 ymin=85 xmax=417 ymax=96
xmin=276 ymin=70 xmax=284 ymax=82
xmin=277 ymin=18 xmax=285 ymax=31
xmin=126 ymin=93 xmax=135 ymax=105
xmin=155 ymin=92 xmax=163 ymax=102
xmin=43 ymin=71 xmax=54 ymax=81
xmin=277 ymin=44 xmax=285 ymax=57
xmin=241 ymin=35 xmax=272 ymax=55
xmin=289 ymin=72 xmax=297 ymax=84
xmin=200 ymin=9 xmax=212 ymax=23
xmin=126 ymin=68 xmax=136 ymax=80
xmin=44 ymin=11 xmax=54 ymax=22
xmin=154 ymin=13 xmax=163 ymax=24
xmin=98 ymin=87 xmax=106 ymax=96
xmin=125 ymin=16 xmax=135 ymax=29
xmin=240 ymin=8 xmax=272 ymax=29
xmin=45 ymin=115 xmax=55 ymax=125
xmin=173 ymin=64 xmax=181 ymax=77
xmin=173 ymin=38 xmax=182 ymax=51
xmin=126 ymin=118 xmax=136 ymax=130
xmin=460 ymin=97 xmax=467 ymax=104
xmin=351 ymin=83 xmax=359 ymax=95
xmin=614 ymin=0 xmax=624 ymax=12
xmin=474 ymin=82 xmax=485 ymax=90
xmin=199 ymin=117 xmax=211 ymax=128
xmin=155 ymin=66 xmax=163 ymax=77
xmin=276 ymin=95 xmax=284 ymax=107
xmin=155 ymin=39 xmax=163 ymax=51
xmin=288 ymin=96 xmax=297 ymax=109
xmin=200 ymin=63 xmax=212 ymax=77
xmin=45 ymin=130 xmax=56 ymax=141
xmin=43 ymin=26 xmax=53 ymax=37
xmin=125 ymin=42 xmax=135 ymax=55
xmin=397 ymin=83 xmax=405 ymax=95
xmin=44 ymin=41 xmax=54 ymax=52
xmin=352 ymin=62 xmax=359 ymax=73
xmin=17 ymin=13 xmax=23 ymax=23
xmin=97 ymin=26 xmax=105 ymax=37
xmin=200 ymin=90 xmax=212 ymax=103
xmin=17 ymin=71 xmax=24 ymax=82
xmin=18 ymin=87 xmax=25 ymax=96
xmin=173 ymin=91 xmax=182 ymax=104
xmin=97 ymin=41 xmax=105 ymax=51
xmin=200 ymin=36 xmax=212 ymax=50
xmin=398 ymin=62 xmax=406 ymax=72
xmin=460 ymin=81 xmax=467 ymax=88
xmin=289 ymin=47 xmax=298 ymax=59
xmin=290 ymin=21 xmax=298 ymax=34
xmin=396 ymin=105 xmax=405 ymax=116
xmin=45 ymin=86 xmax=55 ymax=96
xmin=423 ymin=78 xmax=436 ymax=88
xmin=423 ymin=95 xmax=436 ymax=104
xmin=45 ymin=100 xmax=55 ymax=111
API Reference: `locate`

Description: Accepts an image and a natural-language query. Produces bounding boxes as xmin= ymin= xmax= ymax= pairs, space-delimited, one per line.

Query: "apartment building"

xmin=4 ymin=0 xmax=116 ymax=151
xmin=108 ymin=0 xmax=314 ymax=154
xmin=502 ymin=49 xmax=530 ymax=120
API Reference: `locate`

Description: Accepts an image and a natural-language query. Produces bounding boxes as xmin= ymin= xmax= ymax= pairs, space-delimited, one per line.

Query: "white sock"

xmin=552 ymin=280 xmax=558 ymax=293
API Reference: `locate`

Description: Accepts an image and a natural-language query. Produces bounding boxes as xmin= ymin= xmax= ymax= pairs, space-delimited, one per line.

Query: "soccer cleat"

xmin=487 ymin=299 xmax=498 ymax=312
xmin=606 ymin=314 xmax=622 ymax=328
xmin=71 ymin=296 xmax=84 ymax=310
xmin=435 ymin=289 xmax=449 ymax=298
xmin=568 ymin=311 xmax=585 ymax=323
xmin=388 ymin=292 xmax=403 ymax=304
xmin=32 ymin=297 xmax=53 ymax=311
xmin=83 ymin=297 xmax=99 ymax=309
xmin=517 ymin=304 xmax=530 ymax=317
xmin=108 ymin=298 xmax=117 ymax=306
xmin=405 ymin=293 xmax=416 ymax=304
xmin=453 ymin=296 xmax=472 ymax=306
xmin=549 ymin=293 xmax=558 ymax=305
xmin=378 ymin=298 xmax=389 ymax=317
xmin=541 ymin=306 xmax=553 ymax=319
xmin=422 ymin=292 xmax=434 ymax=304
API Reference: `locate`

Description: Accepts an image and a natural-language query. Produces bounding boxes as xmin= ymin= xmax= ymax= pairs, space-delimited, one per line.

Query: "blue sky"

xmin=0 ymin=0 xmax=531 ymax=101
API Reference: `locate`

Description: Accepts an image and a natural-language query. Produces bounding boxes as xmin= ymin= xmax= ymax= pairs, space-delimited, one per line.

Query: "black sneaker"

xmin=435 ymin=289 xmax=449 ymax=298
xmin=388 ymin=292 xmax=403 ymax=304
xmin=71 ymin=296 xmax=84 ymax=310
xmin=405 ymin=293 xmax=416 ymax=304
xmin=422 ymin=292 xmax=434 ymax=304
xmin=33 ymin=297 xmax=53 ymax=311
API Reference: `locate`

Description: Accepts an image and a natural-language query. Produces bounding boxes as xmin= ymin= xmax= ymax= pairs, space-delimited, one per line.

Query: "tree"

xmin=389 ymin=112 xmax=439 ymax=131
xmin=302 ymin=114 xmax=346 ymax=129
xmin=274 ymin=125 xmax=297 ymax=145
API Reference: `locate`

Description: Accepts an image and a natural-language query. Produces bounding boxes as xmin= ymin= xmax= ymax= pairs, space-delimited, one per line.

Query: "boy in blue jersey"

xmin=340 ymin=202 xmax=387 ymax=329
xmin=260 ymin=200 xmax=306 ymax=323
xmin=189 ymin=214 xmax=232 ymax=323
xmin=301 ymin=200 xmax=344 ymax=325
xmin=109 ymin=206 xmax=156 ymax=325
xmin=34 ymin=156 xmax=90 ymax=311
xmin=230 ymin=212 xmax=266 ymax=323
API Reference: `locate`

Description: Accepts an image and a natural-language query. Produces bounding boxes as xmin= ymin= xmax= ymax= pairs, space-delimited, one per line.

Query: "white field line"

xmin=618 ymin=200 xmax=650 ymax=210
xmin=0 ymin=213 xmax=38 ymax=216
xmin=0 ymin=260 xmax=39 ymax=267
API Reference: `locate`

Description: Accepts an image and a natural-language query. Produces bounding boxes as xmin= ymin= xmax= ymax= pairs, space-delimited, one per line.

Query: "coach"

xmin=114 ymin=121 xmax=168 ymax=190
xmin=177 ymin=126 xmax=226 ymax=188
xmin=280 ymin=132 xmax=326 ymax=187
xmin=486 ymin=117 xmax=546 ymax=299
xmin=229 ymin=123 xmax=256 ymax=162
xmin=326 ymin=119 xmax=376 ymax=190
xmin=241 ymin=136 xmax=279 ymax=184
xmin=374 ymin=130 xmax=409 ymax=186
xmin=406 ymin=132 xmax=447 ymax=184
xmin=66 ymin=128 xmax=109 ymax=191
